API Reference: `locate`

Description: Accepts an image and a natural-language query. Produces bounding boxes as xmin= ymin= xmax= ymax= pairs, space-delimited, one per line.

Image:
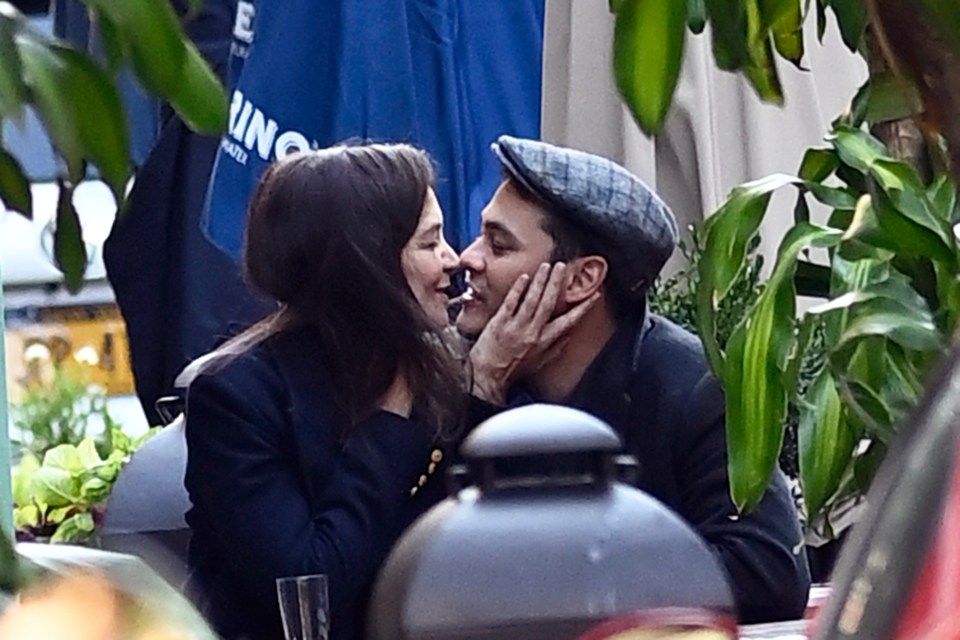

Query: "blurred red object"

xmin=892 ymin=446 xmax=960 ymax=640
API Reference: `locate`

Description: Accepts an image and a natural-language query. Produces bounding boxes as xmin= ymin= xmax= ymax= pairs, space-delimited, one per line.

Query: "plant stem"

xmin=0 ymin=267 xmax=13 ymax=537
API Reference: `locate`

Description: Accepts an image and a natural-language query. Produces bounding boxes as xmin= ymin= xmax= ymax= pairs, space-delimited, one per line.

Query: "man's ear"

xmin=564 ymin=255 xmax=607 ymax=304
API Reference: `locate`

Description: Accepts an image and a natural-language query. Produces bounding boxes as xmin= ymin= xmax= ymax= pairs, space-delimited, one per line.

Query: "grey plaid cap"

xmin=492 ymin=135 xmax=678 ymax=298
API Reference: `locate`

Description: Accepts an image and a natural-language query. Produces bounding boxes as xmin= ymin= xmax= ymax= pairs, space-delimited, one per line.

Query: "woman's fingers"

xmin=515 ymin=263 xmax=553 ymax=322
xmin=494 ymin=272 xmax=531 ymax=323
xmin=539 ymin=291 xmax=601 ymax=346
xmin=530 ymin=263 xmax=566 ymax=328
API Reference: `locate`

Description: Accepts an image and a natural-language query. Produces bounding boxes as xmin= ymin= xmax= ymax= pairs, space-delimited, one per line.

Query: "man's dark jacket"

xmin=478 ymin=310 xmax=811 ymax=624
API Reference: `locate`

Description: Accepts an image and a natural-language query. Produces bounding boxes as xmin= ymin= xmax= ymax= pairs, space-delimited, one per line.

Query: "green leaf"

xmin=705 ymin=174 xmax=800 ymax=300
xmin=80 ymin=477 xmax=111 ymax=503
xmin=0 ymin=149 xmax=32 ymax=217
xmin=53 ymin=181 xmax=88 ymax=293
xmin=30 ymin=466 xmax=78 ymax=507
xmin=610 ymin=0 xmax=626 ymax=13
xmin=838 ymin=195 xmax=899 ymax=260
xmin=165 ymin=40 xmax=228 ymax=135
xmin=836 ymin=297 xmax=941 ymax=354
xmin=0 ymin=4 xmax=26 ymax=120
xmin=806 ymin=183 xmax=857 ymax=210
xmin=90 ymin=9 xmax=125 ymax=72
xmin=927 ymin=174 xmax=957 ymax=221
xmin=688 ymin=0 xmax=708 ymax=32
xmin=829 ymin=0 xmax=867 ymax=51
xmin=14 ymin=504 xmax=40 ymax=529
xmin=614 ymin=0 xmax=687 ymax=133
xmin=12 ymin=453 xmax=39 ymax=507
xmin=704 ymin=0 xmax=749 ymax=69
xmin=743 ymin=0 xmax=784 ymax=103
xmin=43 ymin=443 xmax=83 ymax=473
xmin=76 ymin=438 xmax=103 ymax=468
xmin=872 ymin=187 xmax=955 ymax=264
xmin=84 ymin=0 xmax=187 ymax=97
xmin=724 ymin=222 xmax=843 ymax=511
xmin=837 ymin=376 xmax=896 ymax=442
xmin=865 ymin=73 xmax=923 ymax=124
xmin=743 ymin=28 xmax=784 ymax=104
xmin=761 ymin=0 xmax=804 ymax=64
xmin=46 ymin=505 xmax=73 ymax=524
xmin=815 ymin=0 xmax=827 ymax=42
xmin=798 ymin=148 xmax=839 ymax=183
xmin=843 ymin=78 xmax=870 ymax=128
xmin=698 ymin=174 xmax=798 ymax=378
xmin=51 ymin=44 xmax=130 ymax=203
xmin=16 ymin=34 xmax=85 ymax=182
xmin=829 ymin=125 xmax=888 ymax=174
xmin=50 ymin=512 xmax=95 ymax=543
xmin=798 ymin=369 xmax=856 ymax=517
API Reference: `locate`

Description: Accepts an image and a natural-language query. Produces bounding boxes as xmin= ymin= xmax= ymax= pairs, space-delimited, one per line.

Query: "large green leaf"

xmin=84 ymin=0 xmax=186 ymax=97
xmin=704 ymin=174 xmax=800 ymax=300
xmin=12 ymin=453 xmax=39 ymax=507
xmin=872 ymin=188 xmax=955 ymax=264
xmin=724 ymin=222 xmax=843 ymax=511
xmin=927 ymin=174 xmax=957 ymax=221
xmin=798 ymin=369 xmax=856 ymax=518
xmin=688 ymin=0 xmax=707 ymax=32
xmin=614 ymin=0 xmax=687 ymax=133
xmin=50 ymin=511 xmax=95 ymax=543
xmin=0 ymin=4 xmax=25 ymax=120
xmin=0 ymin=148 xmax=31 ymax=216
xmin=761 ymin=0 xmax=804 ymax=64
xmin=165 ymin=40 xmax=229 ymax=135
xmin=829 ymin=0 xmax=867 ymax=51
xmin=838 ymin=195 xmax=899 ymax=261
xmin=704 ymin=0 xmax=749 ymax=70
xmin=698 ymin=174 xmax=798 ymax=377
xmin=17 ymin=34 xmax=85 ymax=182
xmin=30 ymin=466 xmax=78 ymax=507
xmin=829 ymin=125 xmax=888 ymax=174
xmin=798 ymin=148 xmax=840 ymax=182
xmin=53 ymin=181 xmax=88 ymax=293
xmin=743 ymin=1 xmax=784 ymax=103
xmin=51 ymin=44 xmax=130 ymax=203
xmin=865 ymin=73 xmax=923 ymax=124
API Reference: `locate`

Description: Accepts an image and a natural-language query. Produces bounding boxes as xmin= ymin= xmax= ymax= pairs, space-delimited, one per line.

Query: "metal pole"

xmin=0 ymin=265 xmax=13 ymax=537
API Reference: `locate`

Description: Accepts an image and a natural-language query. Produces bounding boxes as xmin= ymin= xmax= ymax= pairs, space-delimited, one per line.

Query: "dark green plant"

xmin=650 ymin=225 xmax=765 ymax=347
xmin=612 ymin=0 xmax=960 ymax=529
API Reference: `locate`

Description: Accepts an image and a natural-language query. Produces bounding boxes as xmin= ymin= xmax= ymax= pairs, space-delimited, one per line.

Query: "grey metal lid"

xmin=461 ymin=404 xmax=622 ymax=460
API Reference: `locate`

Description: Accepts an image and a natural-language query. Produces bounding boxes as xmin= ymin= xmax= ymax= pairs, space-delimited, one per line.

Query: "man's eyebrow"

xmin=482 ymin=220 xmax=518 ymax=243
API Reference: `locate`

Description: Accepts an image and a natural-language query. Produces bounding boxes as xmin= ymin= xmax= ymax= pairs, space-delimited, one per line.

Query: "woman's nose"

xmin=440 ymin=240 xmax=459 ymax=271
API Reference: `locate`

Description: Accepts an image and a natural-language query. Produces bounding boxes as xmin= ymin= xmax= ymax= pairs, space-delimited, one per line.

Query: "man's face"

xmin=456 ymin=180 xmax=555 ymax=338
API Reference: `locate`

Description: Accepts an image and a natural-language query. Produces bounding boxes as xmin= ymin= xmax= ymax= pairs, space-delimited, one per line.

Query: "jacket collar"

xmin=562 ymin=305 xmax=652 ymax=434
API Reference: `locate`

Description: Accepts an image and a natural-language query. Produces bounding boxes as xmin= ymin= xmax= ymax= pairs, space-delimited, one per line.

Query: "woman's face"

xmin=401 ymin=188 xmax=460 ymax=328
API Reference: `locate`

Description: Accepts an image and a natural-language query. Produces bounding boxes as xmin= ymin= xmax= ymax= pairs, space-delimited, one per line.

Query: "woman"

xmin=184 ymin=143 xmax=462 ymax=640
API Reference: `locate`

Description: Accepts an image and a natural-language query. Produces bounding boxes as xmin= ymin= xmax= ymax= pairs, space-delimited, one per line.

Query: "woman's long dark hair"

xmin=206 ymin=143 xmax=464 ymax=437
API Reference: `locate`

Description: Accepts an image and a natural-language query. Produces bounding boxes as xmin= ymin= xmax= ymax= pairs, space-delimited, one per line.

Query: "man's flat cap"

xmin=493 ymin=135 xmax=678 ymax=298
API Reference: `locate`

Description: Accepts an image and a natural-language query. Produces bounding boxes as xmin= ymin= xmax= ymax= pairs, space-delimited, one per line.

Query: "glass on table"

xmin=276 ymin=574 xmax=329 ymax=640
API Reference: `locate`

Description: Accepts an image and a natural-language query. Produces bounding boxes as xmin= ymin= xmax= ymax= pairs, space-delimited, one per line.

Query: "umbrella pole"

xmin=0 ymin=271 xmax=13 ymax=537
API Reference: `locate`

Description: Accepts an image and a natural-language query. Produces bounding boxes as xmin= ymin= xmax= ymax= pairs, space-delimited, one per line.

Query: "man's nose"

xmin=459 ymin=238 xmax=484 ymax=272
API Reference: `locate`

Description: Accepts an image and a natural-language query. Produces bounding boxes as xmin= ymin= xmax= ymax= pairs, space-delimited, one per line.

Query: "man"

xmin=459 ymin=136 xmax=811 ymax=624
